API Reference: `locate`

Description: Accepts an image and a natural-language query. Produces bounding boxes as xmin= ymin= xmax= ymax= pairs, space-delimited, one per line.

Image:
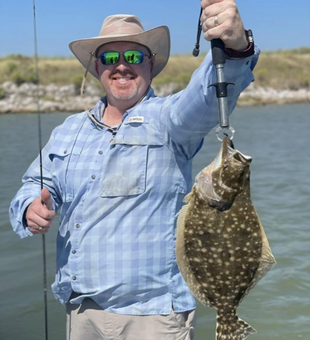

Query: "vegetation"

xmin=1 ymin=47 xmax=310 ymax=90
xmin=254 ymin=47 xmax=310 ymax=90
xmin=0 ymin=86 xmax=5 ymax=100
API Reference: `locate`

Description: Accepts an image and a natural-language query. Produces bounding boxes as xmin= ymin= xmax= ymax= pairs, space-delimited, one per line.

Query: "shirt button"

xmin=91 ymin=175 xmax=96 ymax=180
xmin=72 ymin=250 xmax=76 ymax=254
xmin=76 ymin=224 xmax=80 ymax=228
xmin=64 ymin=150 xmax=67 ymax=154
xmin=72 ymin=276 xmax=77 ymax=280
xmin=99 ymin=150 xmax=103 ymax=155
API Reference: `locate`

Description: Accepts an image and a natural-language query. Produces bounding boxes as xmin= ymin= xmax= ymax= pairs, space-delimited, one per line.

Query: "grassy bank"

xmin=1 ymin=47 xmax=310 ymax=92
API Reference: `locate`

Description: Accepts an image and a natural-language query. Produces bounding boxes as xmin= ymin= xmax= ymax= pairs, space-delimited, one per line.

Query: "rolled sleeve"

xmin=9 ymin=195 xmax=35 ymax=239
xmin=9 ymin=129 xmax=62 ymax=238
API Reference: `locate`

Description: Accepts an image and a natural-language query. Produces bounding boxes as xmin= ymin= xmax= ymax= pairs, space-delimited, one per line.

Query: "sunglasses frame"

xmin=99 ymin=50 xmax=151 ymax=66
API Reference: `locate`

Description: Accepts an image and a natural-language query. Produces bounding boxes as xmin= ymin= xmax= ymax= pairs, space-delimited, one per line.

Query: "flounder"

xmin=176 ymin=136 xmax=276 ymax=340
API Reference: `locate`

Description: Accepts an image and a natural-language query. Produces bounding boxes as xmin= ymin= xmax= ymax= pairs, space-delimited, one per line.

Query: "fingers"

xmin=201 ymin=0 xmax=223 ymax=8
xmin=202 ymin=8 xmax=238 ymax=41
xmin=26 ymin=191 xmax=56 ymax=235
xmin=30 ymin=225 xmax=50 ymax=235
xmin=201 ymin=0 xmax=238 ymax=35
xmin=201 ymin=0 xmax=229 ymax=21
xmin=201 ymin=0 xmax=247 ymax=51
xmin=201 ymin=11 xmax=226 ymax=34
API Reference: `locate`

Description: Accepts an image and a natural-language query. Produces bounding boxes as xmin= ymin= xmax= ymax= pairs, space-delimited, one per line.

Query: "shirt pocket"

xmin=100 ymin=118 xmax=163 ymax=197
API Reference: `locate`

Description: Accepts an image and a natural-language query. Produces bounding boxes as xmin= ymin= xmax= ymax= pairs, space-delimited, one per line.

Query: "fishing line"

xmin=32 ymin=1 xmax=49 ymax=339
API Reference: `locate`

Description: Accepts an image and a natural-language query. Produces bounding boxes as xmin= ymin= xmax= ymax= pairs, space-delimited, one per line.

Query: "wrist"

xmin=225 ymin=29 xmax=254 ymax=59
xmin=22 ymin=205 xmax=30 ymax=228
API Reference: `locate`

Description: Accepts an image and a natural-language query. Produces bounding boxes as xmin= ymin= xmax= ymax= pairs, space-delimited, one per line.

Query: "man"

xmin=10 ymin=1 xmax=259 ymax=339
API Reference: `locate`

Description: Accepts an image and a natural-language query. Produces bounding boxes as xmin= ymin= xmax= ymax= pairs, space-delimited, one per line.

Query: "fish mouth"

xmin=195 ymin=138 xmax=252 ymax=210
xmin=222 ymin=137 xmax=252 ymax=164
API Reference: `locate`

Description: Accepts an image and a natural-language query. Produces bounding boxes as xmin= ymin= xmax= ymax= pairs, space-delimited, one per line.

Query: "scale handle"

xmin=210 ymin=38 xmax=232 ymax=132
xmin=211 ymin=39 xmax=226 ymax=66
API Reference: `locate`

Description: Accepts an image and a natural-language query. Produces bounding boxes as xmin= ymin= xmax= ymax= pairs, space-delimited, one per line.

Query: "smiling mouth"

xmin=113 ymin=76 xmax=134 ymax=84
xmin=111 ymin=71 xmax=136 ymax=82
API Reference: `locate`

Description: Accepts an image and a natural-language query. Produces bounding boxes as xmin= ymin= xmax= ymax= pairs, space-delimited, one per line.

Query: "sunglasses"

xmin=99 ymin=50 xmax=151 ymax=65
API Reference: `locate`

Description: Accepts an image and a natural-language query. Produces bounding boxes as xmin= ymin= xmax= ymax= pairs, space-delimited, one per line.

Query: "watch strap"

xmin=225 ymin=29 xmax=255 ymax=59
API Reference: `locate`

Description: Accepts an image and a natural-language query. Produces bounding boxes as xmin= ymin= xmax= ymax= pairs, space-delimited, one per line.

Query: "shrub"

xmin=11 ymin=70 xmax=26 ymax=86
xmin=71 ymin=74 xmax=84 ymax=95
xmin=26 ymin=65 xmax=38 ymax=84
xmin=0 ymin=87 xmax=5 ymax=100
xmin=6 ymin=61 xmax=18 ymax=74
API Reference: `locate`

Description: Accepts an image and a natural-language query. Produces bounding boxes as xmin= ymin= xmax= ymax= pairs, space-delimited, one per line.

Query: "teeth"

xmin=114 ymin=77 xmax=131 ymax=83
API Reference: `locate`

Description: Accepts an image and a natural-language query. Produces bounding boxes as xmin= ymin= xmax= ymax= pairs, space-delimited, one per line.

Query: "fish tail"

xmin=216 ymin=315 xmax=257 ymax=340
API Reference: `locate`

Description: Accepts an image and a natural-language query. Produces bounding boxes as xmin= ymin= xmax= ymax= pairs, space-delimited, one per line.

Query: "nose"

xmin=114 ymin=59 xmax=129 ymax=71
xmin=116 ymin=54 xmax=127 ymax=66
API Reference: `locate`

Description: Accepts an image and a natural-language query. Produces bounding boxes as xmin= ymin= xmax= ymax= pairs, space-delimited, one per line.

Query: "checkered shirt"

xmin=10 ymin=49 xmax=259 ymax=314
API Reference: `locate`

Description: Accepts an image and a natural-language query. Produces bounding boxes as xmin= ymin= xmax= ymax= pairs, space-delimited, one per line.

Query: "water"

xmin=0 ymin=104 xmax=309 ymax=340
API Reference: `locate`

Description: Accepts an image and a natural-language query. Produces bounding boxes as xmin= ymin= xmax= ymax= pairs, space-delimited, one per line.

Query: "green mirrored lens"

xmin=101 ymin=52 xmax=119 ymax=65
xmin=124 ymin=50 xmax=144 ymax=64
xmin=100 ymin=50 xmax=145 ymax=65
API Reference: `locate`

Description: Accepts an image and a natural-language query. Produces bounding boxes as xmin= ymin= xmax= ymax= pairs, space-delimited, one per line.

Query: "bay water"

xmin=0 ymin=103 xmax=309 ymax=340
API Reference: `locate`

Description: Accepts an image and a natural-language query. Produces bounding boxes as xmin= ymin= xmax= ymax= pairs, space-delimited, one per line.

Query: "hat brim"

xmin=69 ymin=26 xmax=170 ymax=79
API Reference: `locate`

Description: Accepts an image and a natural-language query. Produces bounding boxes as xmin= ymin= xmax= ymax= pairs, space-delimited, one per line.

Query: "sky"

xmin=0 ymin=0 xmax=310 ymax=57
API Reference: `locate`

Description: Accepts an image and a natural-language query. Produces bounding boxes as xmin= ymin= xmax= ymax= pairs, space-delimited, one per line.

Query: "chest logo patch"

xmin=128 ymin=116 xmax=144 ymax=124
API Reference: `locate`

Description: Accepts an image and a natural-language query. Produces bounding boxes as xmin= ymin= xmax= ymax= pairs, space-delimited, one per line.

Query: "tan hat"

xmin=69 ymin=14 xmax=170 ymax=79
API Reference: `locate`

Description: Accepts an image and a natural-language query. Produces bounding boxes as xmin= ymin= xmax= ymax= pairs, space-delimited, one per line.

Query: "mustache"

xmin=110 ymin=70 xmax=136 ymax=78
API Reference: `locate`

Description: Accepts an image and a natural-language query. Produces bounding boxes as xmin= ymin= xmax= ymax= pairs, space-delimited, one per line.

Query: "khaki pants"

xmin=66 ymin=298 xmax=196 ymax=340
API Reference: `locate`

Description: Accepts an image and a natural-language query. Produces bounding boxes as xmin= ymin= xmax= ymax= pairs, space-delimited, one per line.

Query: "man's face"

xmin=95 ymin=41 xmax=153 ymax=109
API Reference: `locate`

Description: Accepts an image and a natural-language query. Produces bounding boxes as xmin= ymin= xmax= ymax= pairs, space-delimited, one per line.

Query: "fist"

xmin=201 ymin=0 xmax=248 ymax=51
xmin=26 ymin=188 xmax=56 ymax=234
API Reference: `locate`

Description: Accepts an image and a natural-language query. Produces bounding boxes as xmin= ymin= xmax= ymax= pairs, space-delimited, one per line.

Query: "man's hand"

xmin=201 ymin=0 xmax=248 ymax=51
xmin=25 ymin=188 xmax=56 ymax=234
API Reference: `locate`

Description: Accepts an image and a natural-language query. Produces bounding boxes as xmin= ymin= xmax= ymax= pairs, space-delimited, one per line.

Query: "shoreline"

xmin=0 ymin=81 xmax=309 ymax=113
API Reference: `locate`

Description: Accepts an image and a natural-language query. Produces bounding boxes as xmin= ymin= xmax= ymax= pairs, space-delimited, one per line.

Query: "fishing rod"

xmin=192 ymin=7 xmax=235 ymax=141
xmin=32 ymin=1 xmax=49 ymax=339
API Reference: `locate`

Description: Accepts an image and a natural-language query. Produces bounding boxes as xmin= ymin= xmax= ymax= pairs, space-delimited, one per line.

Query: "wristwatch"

xmin=225 ymin=29 xmax=255 ymax=59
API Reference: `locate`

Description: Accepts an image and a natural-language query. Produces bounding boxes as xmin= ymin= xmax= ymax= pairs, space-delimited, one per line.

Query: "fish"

xmin=176 ymin=136 xmax=276 ymax=340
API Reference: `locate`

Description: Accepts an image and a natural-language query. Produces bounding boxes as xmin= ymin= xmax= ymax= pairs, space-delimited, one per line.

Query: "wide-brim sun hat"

xmin=69 ymin=14 xmax=171 ymax=79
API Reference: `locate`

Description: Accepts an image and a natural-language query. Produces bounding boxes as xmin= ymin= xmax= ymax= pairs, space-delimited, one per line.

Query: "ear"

xmin=95 ymin=60 xmax=99 ymax=76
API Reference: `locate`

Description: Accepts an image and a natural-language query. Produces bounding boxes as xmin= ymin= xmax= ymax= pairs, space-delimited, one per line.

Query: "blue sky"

xmin=1 ymin=0 xmax=310 ymax=57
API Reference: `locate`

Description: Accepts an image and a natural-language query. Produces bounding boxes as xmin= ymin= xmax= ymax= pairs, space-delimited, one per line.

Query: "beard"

xmin=108 ymin=69 xmax=140 ymax=102
xmin=110 ymin=82 xmax=139 ymax=101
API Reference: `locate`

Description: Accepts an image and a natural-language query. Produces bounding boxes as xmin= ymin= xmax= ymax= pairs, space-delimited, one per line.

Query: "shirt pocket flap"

xmin=111 ymin=117 xmax=163 ymax=146
xmin=48 ymin=150 xmax=76 ymax=202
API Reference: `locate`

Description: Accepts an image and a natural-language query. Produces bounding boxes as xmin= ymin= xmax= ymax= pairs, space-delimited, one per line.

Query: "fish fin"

xmin=260 ymin=222 xmax=276 ymax=265
xmin=239 ymin=220 xmax=276 ymax=304
xmin=176 ymin=204 xmax=189 ymax=283
xmin=176 ymin=205 xmax=213 ymax=308
xmin=183 ymin=192 xmax=192 ymax=203
xmin=237 ymin=217 xmax=276 ymax=305
xmin=216 ymin=315 xmax=256 ymax=340
xmin=176 ymin=204 xmax=188 ymax=254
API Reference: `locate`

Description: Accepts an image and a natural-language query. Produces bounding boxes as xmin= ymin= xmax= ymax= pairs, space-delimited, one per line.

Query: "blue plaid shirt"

xmin=10 ymin=50 xmax=259 ymax=315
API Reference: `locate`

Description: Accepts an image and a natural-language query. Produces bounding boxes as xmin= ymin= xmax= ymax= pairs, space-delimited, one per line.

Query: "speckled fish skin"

xmin=176 ymin=136 xmax=276 ymax=340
